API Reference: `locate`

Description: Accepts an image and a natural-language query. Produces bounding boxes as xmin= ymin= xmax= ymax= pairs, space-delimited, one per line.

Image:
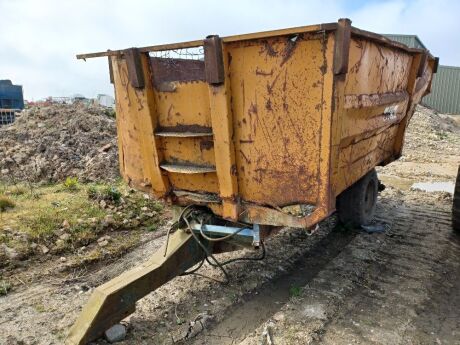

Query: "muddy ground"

xmin=0 ymin=105 xmax=459 ymax=345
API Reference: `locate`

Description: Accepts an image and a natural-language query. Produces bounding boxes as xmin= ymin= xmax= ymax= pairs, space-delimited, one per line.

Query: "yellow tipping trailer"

xmin=67 ymin=19 xmax=437 ymax=344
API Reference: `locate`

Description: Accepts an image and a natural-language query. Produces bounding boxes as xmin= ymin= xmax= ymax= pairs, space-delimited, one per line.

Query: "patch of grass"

xmin=1 ymin=180 xmax=165 ymax=263
xmin=12 ymin=184 xmax=107 ymax=243
xmin=103 ymin=108 xmax=116 ymax=118
xmin=436 ymin=131 xmax=448 ymax=140
xmin=144 ymin=224 xmax=158 ymax=232
xmin=9 ymin=185 xmax=28 ymax=196
xmin=87 ymin=184 xmax=122 ymax=203
xmin=228 ymin=292 xmax=239 ymax=303
xmin=289 ymin=285 xmax=302 ymax=297
xmin=22 ymin=197 xmax=105 ymax=240
xmin=0 ymin=279 xmax=12 ymax=296
xmin=87 ymin=185 xmax=98 ymax=200
xmin=0 ymin=196 xmax=16 ymax=212
xmin=103 ymin=186 xmax=122 ymax=203
xmin=63 ymin=177 xmax=79 ymax=191
xmin=33 ymin=303 xmax=47 ymax=313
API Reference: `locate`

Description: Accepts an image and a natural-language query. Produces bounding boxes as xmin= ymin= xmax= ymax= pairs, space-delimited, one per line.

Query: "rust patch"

xmin=283 ymin=101 xmax=289 ymax=112
xmin=266 ymin=72 xmax=281 ymax=95
xmin=344 ymin=90 xmax=409 ymax=109
xmin=167 ymin=104 xmax=174 ymax=122
xmin=282 ymin=71 xmax=289 ymax=112
xmin=239 ymin=139 xmax=254 ymax=144
xmin=349 ymin=39 xmax=365 ymax=74
xmin=320 ymin=62 xmax=327 ymax=75
xmin=199 ymin=139 xmax=214 ymax=151
xmin=239 ymin=149 xmax=251 ymax=164
xmin=255 ymin=67 xmax=274 ymax=76
xmin=259 ymin=40 xmax=278 ymax=58
xmin=280 ymin=36 xmax=299 ymax=67
xmin=265 ymin=98 xmax=273 ymax=111
xmin=248 ymin=102 xmax=258 ymax=116
xmin=150 ymin=57 xmax=205 ymax=88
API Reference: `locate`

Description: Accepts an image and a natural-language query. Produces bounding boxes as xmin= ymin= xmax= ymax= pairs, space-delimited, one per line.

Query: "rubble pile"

xmin=403 ymin=105 xmax=460 ymax=158
xmin=0 ymin=104 xmax=119 ymax=183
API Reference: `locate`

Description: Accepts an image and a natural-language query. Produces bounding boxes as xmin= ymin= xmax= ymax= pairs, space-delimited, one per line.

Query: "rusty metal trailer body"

xmin=100 ymin=19 xmax=435 ymax=228
xmin=67 ymin=19 xmax=437 ymax=344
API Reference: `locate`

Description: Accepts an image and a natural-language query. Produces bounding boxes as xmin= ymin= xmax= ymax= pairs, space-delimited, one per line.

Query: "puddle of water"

xmin=411 ymin=181 xmax=455 ymax=193
xmin=378 ymin=175 xmax=413 ymax=190
xmin=379 ymin=175 xmax=455 ymax=194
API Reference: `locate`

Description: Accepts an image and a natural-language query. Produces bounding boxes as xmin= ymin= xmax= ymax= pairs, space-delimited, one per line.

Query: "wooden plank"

xmin=65 ymin=231 xmax=206 ymax=345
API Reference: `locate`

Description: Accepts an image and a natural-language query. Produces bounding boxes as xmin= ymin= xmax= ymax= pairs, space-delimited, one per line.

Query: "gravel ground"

xmin=0 ymin=105 xmax=459 ymax=345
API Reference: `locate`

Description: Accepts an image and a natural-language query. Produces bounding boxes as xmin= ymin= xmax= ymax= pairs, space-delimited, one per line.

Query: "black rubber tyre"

xmin=337 ymin=169 xmax=378 ymax=227
xmin=453 ymin=165 xmax=460 ymax=232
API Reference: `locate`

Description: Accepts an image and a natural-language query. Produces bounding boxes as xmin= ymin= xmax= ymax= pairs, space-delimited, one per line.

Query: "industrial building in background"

xmin=0 ymin=79 xmax=24 ymax=125
xmin=384 ymin=34 xmax=460 ymax=114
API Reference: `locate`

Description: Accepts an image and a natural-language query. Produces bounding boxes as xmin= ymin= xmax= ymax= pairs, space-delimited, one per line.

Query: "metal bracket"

xmin=252 ymin=224 xmax=261 ymax=247
xmin=417 ymin=52 xmax=428 ymax=78
xmin=204 ymin=35 xmax=225 ymax=85
xmin=190 ymin=222 xmax=261 ymax=247
xmin=333 ymin=18 xmax=352 ymax=75
xmin=107 ymin=54 xmax=114 ymax=84
xmin=123 ymin=48 xmax=145 ymax=88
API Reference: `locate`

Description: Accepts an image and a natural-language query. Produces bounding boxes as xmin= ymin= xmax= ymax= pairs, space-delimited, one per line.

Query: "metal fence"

xmin=0 ymin=109 xmax=17 ymax=126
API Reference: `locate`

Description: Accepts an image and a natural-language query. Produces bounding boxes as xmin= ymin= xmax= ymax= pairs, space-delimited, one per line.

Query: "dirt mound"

xmin=404 ymin=105 xmax=460 ymax=157
xmin=0 ymin=104 xmax=119 ymax=183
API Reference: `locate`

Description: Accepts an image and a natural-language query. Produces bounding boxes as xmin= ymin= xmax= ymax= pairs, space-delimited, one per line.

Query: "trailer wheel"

xmin=337 ymin=169 xmax=378 ymax=227
xmin=452 ymin=165 xmax=460 ymax=232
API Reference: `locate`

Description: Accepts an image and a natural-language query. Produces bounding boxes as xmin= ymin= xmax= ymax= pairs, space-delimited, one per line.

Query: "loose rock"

xmin=40 ymin=245 xmax=50 ymax=254
xmin=104 ymin=324 xmax=127 ymax=343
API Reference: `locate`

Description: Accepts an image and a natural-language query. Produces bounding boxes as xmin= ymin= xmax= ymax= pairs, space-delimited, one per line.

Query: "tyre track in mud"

xmin=309 ymin=202 xmax=459 ymax=345
xmin=188 ymin=224 xmax=358 ymax=345
xmin=235 ymin=193 xmax=459 ymax=345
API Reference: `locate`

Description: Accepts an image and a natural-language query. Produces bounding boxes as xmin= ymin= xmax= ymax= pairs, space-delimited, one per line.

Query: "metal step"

xmin=160 ymin=163 xmax=216 ymax=174
xmin=155 ymin=126 xmax=213 ymax=138
xmin=155 ymin=131 xmax=213 ymax=138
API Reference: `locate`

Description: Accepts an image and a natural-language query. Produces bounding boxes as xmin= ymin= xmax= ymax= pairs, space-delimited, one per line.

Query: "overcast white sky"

xmin=1 ymin=0 xmax=458 ymax=100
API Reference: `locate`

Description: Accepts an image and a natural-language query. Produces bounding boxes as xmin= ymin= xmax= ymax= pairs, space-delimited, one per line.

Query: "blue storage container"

xmin=0 ymin=80 xmax=24 ymax=109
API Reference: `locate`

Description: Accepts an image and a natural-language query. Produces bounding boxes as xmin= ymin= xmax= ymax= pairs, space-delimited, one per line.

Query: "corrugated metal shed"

xmin=423 ymin=65 xmax=460 ymax=114
xmin=382 ymin=34 xmax=460 ymax=114
xmin=383 ymin=34 xmax=426 ymax=49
